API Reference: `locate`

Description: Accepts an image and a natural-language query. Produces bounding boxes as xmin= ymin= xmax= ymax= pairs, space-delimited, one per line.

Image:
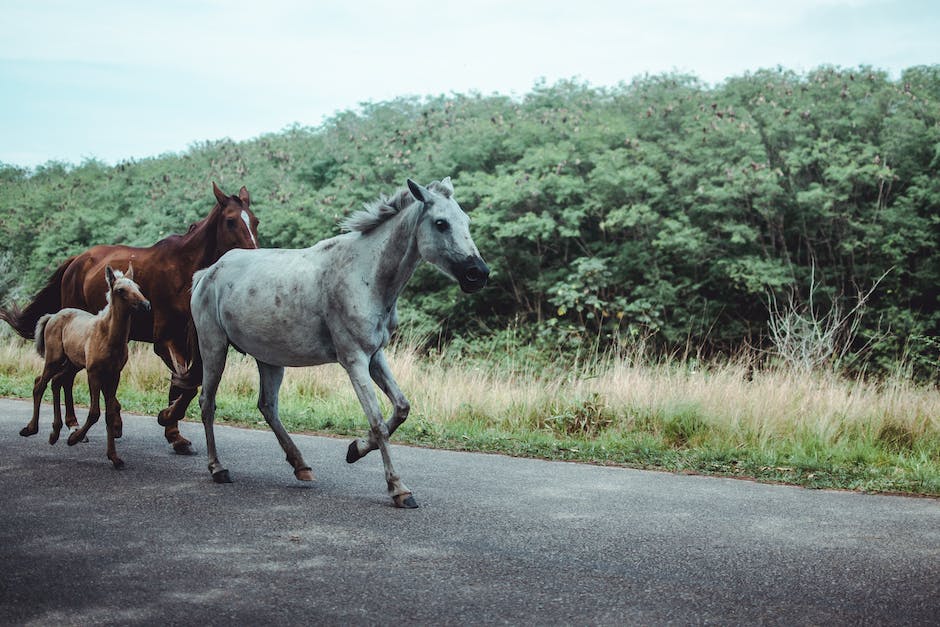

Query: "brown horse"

xmin=23 ymin=265 xmax=151 ymax=468
xmin=0 ymin=183 xmax=259 ymax=454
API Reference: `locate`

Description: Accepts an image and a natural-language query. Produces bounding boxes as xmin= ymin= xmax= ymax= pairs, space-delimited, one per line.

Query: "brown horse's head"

xmin=212 ymin=182 xmax=260 ymax=256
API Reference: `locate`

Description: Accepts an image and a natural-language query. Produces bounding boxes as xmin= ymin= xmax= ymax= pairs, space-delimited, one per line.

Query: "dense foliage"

xmin=1 ymin=65 xmax=938 ymax=375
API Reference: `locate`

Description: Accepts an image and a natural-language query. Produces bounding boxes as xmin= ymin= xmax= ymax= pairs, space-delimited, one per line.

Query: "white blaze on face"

xmin=241 ymin=210 xmax=258 ymax=248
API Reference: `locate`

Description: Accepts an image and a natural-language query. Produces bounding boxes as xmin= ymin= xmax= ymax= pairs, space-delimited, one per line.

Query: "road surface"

xmin=0 ymin=398 xmax=937 ymax=625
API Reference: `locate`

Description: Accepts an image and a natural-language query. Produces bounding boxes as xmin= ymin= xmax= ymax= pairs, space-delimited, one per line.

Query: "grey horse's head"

xmin=408 ymin=178 xmax=490 ymax=293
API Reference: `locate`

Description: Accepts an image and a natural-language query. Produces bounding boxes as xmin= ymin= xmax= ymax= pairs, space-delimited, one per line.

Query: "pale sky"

xmin=1 ymin=0 xmax=938 ymax=168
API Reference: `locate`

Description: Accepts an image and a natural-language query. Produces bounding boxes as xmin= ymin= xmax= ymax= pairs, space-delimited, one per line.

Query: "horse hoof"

xmin=67 ymin=432 xmax=82 ymax=446
xmin=173 ymin=442 xmax=197 ymax=456
xmin=392 ymin=493 xmax=419 ymax=509
xmin=294 ymin=467 xmax=315 ymax=481
xmin=48 ymin=432 xmax=60 ymax=445
xmin=20 ymin=426 xmax=38 ymax=437
xmin=346 ymin=440 xmax=362 ymax=464
xmin=212 ymin=469 xmax=233 ymax=484
xmin=111 ymin=458 xmax=125 ymax=470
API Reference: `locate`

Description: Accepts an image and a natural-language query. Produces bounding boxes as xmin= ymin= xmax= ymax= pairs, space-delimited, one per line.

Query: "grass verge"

xmin=1 ymin=338 xmax=937 ymax=496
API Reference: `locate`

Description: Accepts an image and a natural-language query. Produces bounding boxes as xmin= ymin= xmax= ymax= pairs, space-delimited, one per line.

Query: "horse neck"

xmin=99 ymin=298 xmax=134 ymax=351
xmin=368 ymin=204 xmax=423 ymax=304
xmin=178 ymin=206 xmax=222 ymax=269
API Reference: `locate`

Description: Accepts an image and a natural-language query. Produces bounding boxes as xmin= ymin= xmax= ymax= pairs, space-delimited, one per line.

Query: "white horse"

xmin=190 ymin=177 xmax=489 ymax=508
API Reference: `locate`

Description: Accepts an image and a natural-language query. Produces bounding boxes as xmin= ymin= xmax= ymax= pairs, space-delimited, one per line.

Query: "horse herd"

xmin=0 ymin=177 xmax=489 ymax=508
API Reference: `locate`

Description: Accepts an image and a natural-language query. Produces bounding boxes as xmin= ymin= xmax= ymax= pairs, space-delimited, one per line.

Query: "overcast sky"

xmin=1 ymin=0 xmax=938 ymax=168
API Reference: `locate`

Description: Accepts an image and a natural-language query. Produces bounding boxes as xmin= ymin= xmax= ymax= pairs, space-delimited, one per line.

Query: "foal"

xmin=21 ymin=265 xmax=151 ymax=469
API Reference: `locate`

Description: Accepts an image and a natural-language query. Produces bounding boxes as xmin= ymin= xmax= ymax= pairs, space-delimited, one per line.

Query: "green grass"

xmin=2 ymin=338 xmax=938 ymax=496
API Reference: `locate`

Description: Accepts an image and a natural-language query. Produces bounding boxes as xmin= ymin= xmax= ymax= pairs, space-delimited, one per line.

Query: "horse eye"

xmin=434 ymin=219 xmax=449 ymax=232
xmin=226 ymin=218 xmax=236 ymax=228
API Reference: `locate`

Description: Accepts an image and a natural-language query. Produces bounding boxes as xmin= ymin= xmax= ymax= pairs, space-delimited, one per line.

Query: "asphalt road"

xmin=0 ymin=397 xmax=937 ymax=625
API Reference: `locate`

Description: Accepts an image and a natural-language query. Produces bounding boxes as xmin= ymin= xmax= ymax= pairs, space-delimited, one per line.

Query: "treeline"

xmin=1 ymin=65 xmax=938 ymax=375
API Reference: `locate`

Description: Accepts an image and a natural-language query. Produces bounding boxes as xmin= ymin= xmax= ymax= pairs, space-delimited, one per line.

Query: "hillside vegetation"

xmin=1 ymin=65 xmax=938 ymax=375
xmin=1 ymin=66 xmax=938 ymax=495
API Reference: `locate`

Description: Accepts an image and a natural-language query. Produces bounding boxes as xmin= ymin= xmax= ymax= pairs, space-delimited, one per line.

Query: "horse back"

xmin=41 ymin=308 xmax=96 ymax=369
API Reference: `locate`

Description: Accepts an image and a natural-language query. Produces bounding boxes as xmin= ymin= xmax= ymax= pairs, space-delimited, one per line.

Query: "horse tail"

xmin=0 ymin=256 xmax=75 ymax=340
xmin=190 ymin=267 xmax=209 ymax=291
xmin=34 ymin=314 xmax=53 ymax=357
xmin=185 ymin=315 xmax=202 ymax=374
xmin=186 ymin=268 xmax=208 ymax=384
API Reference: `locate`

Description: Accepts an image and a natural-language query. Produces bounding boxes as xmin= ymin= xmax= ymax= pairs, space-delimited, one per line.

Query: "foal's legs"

xmin=68 ymin=375 xmax=102 ymax=446
xmin=101 ymin=376 xmax=124 ymax=469
xmin=256 ymin=360 xmax=313 ymax=481
xmin=48 ymin=367 xmax=81 ymax=444
xmin=343 ymin=353 xmax=416 ymax=508
xmin=57 ymin=368 xmax=83 ymax=438
xmin=22 ymin=363 xmax=59 ymax=437
xmin=49 ymin=375 xmax=63 ymax=443
xmin=346 ymin=350 xmax=410 ymax=464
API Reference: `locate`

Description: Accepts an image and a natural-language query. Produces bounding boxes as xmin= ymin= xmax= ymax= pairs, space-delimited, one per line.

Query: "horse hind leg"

xmin=22 ymin=375 xmax=44 ymax=437
xmin=153 ymin=340 xmax=196 ymax=455
xmin=22 ymin=372 xmax=52 ymax=437
xmin=161 ymin=381 xmax=197 ymax=454
xmin=49 ymin=374 xmax=65 ymax=444
xmin=257 ymin=360 xmax=313 ymax=481
xmin=196 ymin=331 xmax=232 ymax=483
xmin=59 ymin=368 xmax=86 ymax=441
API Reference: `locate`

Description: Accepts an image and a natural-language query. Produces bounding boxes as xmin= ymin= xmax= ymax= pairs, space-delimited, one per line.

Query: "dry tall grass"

xmin=3 ymin=337 xmax=937 ymax=451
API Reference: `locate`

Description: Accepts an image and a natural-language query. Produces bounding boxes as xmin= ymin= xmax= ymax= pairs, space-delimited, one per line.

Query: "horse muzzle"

xmin=136 ymin=300 xmax=152 ymax=312
xmin=458 ymin=258 xmax=490 ymax=293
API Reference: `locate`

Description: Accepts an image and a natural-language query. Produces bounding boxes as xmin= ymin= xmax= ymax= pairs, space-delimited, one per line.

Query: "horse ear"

xmin=212 ymin=182 xmax=228 ymax=206
xmin=438 ymin=176 xmax=454 ymax=196
xmin=125 ymin=263 xmax=134 ymax=280
xmin=238 ymin=186 xmax=250 ymax=204
xmin=407 ymin=179 xmax=430 ymax=203
xmin=105 ymin=265 xmax=115 ymax=288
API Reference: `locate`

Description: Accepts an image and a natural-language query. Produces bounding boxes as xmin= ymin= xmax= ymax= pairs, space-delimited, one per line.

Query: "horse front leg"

xmin=152 ymin=339 xmax=196 ymax=455
xmin=346 ymin=350 xmax=410 ymax=464
xmin=102 ymin=377 xmax=124 ymax=469
xmin=345 ymin=356 xmax=416 ymax=509
xmin=256 ymin=360 xmax=313 ymax=481
xmin=68 ymin=376 xmax=102 ymax=446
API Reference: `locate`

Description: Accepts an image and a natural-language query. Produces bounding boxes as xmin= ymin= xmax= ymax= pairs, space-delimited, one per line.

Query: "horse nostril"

xmin=466 ymin=268 xmax=483 ymax=283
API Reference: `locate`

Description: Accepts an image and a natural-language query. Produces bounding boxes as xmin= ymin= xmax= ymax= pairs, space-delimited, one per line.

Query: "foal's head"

xmin=212 ymin=182 xmax=260 ymax=254
xmin=409 ymin=178 xmax=490 ymax=293
xmin=105 ymin=265 xmax=151 ymax=313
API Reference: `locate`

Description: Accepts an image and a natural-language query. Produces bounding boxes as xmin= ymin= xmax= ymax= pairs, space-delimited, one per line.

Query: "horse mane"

xmin=340 ymin=180 xmax=453 ymax=234
xmin=341 ymin=189 xmax=415 ymax=234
